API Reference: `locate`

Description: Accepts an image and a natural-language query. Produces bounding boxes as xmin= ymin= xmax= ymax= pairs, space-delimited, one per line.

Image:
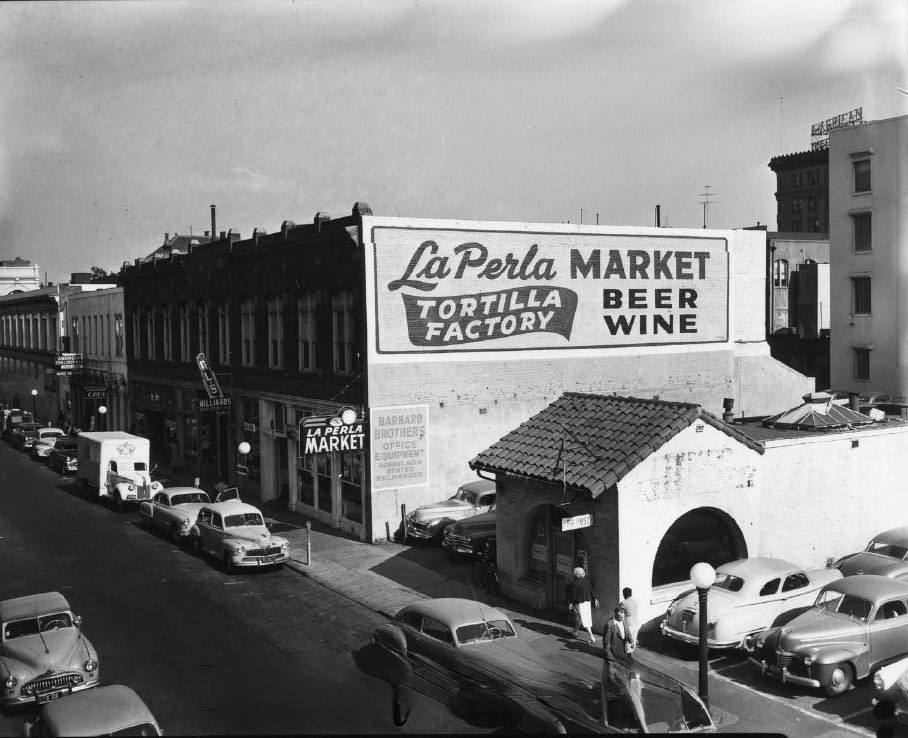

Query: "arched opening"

xmin=652 ymin=507 xmax=746 ymax=587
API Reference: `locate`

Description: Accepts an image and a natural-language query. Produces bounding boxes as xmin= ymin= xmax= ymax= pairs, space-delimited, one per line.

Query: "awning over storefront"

xmin=469 ymin=392 xmax=763 ymax=499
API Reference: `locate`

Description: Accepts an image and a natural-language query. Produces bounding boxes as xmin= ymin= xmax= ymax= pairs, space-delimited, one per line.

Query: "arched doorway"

xmin=652 ymin=507 xmax=746 ymax=587
xmin=527 ymin=505 xmax=593 ymax=609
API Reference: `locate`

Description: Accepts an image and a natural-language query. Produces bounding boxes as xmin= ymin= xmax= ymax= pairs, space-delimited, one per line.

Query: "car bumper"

xmin=231 ymin=552 xmax=290 ymax=567
xmin=2 ymin=674 xmax=100 ymax=707
xmin=660 ymin=621 xmax=739 ymax=649
xmin=441 ymin=538 xmax=477 ymax=555
xmin=748 ymin=657 xmax=821 ymax=688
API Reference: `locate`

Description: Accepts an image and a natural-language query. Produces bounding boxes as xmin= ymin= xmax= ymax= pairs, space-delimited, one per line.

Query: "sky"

xmin=2 ymin=0 xmax=906 ymax=284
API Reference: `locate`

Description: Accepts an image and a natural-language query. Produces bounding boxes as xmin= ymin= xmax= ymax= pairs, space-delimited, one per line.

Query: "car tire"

xmin=114 ymin=492 xmax=124 ymax=512
xmin=823 ymin=663 xmax=854 ymax=696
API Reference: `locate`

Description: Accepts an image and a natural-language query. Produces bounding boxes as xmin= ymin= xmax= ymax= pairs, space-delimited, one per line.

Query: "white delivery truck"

xmin=76 ymin=432 xmax=163 ymax=509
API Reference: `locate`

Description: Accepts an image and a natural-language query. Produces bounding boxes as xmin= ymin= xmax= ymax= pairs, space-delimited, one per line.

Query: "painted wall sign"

xmin=370 ymin=227 xmax=728 ymax=354
xmin=370 ymin=405 xmax=428 ymax=490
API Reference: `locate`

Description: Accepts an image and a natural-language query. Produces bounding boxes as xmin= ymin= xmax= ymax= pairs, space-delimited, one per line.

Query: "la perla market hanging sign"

xmin=300 ymin=407 xmax=366 ymax=455
xmin=369 ymin=226 xmax=729 ymax=354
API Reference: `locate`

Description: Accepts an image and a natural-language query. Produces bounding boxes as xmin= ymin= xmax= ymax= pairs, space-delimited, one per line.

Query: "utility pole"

xmin=699 ymin=185 xmax=716 ymax=229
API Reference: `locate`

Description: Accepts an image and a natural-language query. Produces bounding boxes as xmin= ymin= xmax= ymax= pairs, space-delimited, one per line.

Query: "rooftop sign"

xmin=811 ymin=107 xmax=862 ymax=150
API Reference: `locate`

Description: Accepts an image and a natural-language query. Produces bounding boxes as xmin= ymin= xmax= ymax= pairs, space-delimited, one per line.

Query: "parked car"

xmin=368 ymin=597 xmax=714 ymax=733
xmin=47 ymin=437 xmax=79 ymax=474
xmin=871 ymin=653 xmax=908 ymax=728
xmin=27 ymin=684 xmax=162 ymax=737
xmin=30 ymin=427 xmax=65 ymax=461
xmin=442 ymin=504 xmax=496 ymax=557
xmin=2 ymin=409 xmax=34 ymax=439
xmin=660 ymin=557 xmax=843 ymax=649
xmin=190 ymin=500 xmax=289 ymax=572
xmin=0 ymin=592 xmax=99 ymax=707
xmin=746 ymin=575 xmax=908 ymax=696
xmin=139 ymin=486 xmax=212 ymax=541
xmin=833 ymin=526 xmax=908 ymax=579
xmin=9 ymin=422 xmax=42 ymax=451
xmin=406 ymin=479 xmax=496 ymax=542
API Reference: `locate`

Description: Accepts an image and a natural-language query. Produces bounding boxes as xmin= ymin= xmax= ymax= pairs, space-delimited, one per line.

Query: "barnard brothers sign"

xmin=370 ymin=227 xmax=728 ymax=353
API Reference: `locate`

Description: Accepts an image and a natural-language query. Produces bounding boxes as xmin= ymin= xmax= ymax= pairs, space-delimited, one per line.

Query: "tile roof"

xmin=469 ymin=392 xmax=762 ymax=499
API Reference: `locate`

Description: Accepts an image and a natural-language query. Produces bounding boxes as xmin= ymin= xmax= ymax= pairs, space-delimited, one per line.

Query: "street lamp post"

xmin=690 ymin=562 xmax=717 ymax=712
xmin=30 ymin=389 xmax=37 ymax=420
xmin=98 ymin=405 xmax=107 ymax=432
xmin=237 ymin=441 xmax=251 ymax=494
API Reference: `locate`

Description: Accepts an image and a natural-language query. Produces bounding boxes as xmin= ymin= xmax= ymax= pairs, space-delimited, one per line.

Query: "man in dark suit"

xmin=600 ymin=606 xmax=633 ymax=726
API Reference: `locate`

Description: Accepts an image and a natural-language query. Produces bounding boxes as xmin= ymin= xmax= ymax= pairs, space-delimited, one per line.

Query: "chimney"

xmin=314 ymin=212 xmax=331 ymax=232
xmin=722 ymin=397 xmax=735 ymax=422
xmin=227 ymin=228 xmax=240 ymax=244
xmin=352 ymin=201 xmax=372 ymax=217
xmin=164 ymin=232 xmax=170 ymax=243
xmin=849 ymin=393 xmax=860 ymax=412
xmin=210 ymin=204 xmax=216 ymax=242
xmin=654 ymin=205 xmax=661 ymax=228
xmin=281 ymin=220 xmax=296 ymax=239
xmin=252 ymin=227 xmax=266 ymax=245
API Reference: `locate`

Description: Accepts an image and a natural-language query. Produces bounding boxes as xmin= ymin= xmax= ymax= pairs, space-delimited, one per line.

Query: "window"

xmin=340 ymin=450 xmax=362 ymax=524
xmin=773 ymin=259 xmax=789 ymax=287
xmin=240 ymin=297 xmax=256 ymax=366
xmin=332 ymin=290 xmax=356 ymax=374
xmin=807 ymin=170 xmax=819 ymax=187
xmin=71 ymin=317 xmax=80 ymax=353
xmin=792 ymin=197 xmax=803 ymax=212
xmin=131 ymin=312 xmax=141 ymax=358
xmin=853 ymin=159 xmax=871 ymax=193
xmin=421 ymin=617 xmax=454 ymax=644
xmin=162 ymin=306 xmax=172 ymax=361
xmin=853 ymin=212 xmax=872 ymax=252
xmin=217 ymin=301 xmax=230 ymax=365
xmin=852 ymin=276 xmax=871 ymax=315
xmin=782 ymin=573 xmax=809 ymax=592
xmin=759 ymin=578 xmax=780 ymax=597
xmin=854 ymin=347 xmax=871 ymax=381
xmin=114 ymin=314 xmax=123 ymax=357
xmin=875 ymin=600 xmax=908 ymax=621
xmin=179 ymin=304 xmax=191 ymax=362
xmin=297 ymin=293 xmax=317 ymax=372
xmin=791 ymin=173 xmax=802 ymax=188
xmin=197 ymin=302 xmax=209 ymax=356
xmin=145 ymin=309 xmax=156 ymax=360
xmin=267 ymin=295 xmax=283 ymax=369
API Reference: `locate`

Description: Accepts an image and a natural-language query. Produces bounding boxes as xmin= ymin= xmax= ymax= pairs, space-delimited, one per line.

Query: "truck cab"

xmin=76 ymin=432 xmax=163 ymax=509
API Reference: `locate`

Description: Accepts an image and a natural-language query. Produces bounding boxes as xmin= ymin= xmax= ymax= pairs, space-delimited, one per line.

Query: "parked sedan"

xmin=369 ymin=597 xmax=714 ymax=733
xmin=833 ymin=526 xmax=908 ymax=579
xmin=190 ymin=500 xmax=289 ymax=572
xmin=660 ymin=557 xmax=842 ymax=649
xmin=746 ymin=575 xmax=908 ymax=696
xmin=47 ymin=437 xmax=78 ymax=474
xmin=0 ymin=592 xmax=99 ymax=707
xmin=28 ymin=684 xmax=162 ymax=737
xmin=9 ymin=422 xmax=42 ymax=451
xmin=406 ymin=479 xmax=496 ymax=542
xmin=442 ymin=504 xmax=496 ymax=556
xmin=30 ymin=427 xmax=65 ymax=461
xmin=139 ymin=487 xmax=212 ymax=541
xmin=871 ymin=653 xmax=908 ymax=728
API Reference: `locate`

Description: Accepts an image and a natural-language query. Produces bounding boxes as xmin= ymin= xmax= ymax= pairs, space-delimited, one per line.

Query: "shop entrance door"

xmin=553 ymin=527 xmax=576 ymax=610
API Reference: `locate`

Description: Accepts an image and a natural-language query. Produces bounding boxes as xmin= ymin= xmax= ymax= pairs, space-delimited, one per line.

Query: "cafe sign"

xmin=300 ymin=407 xmax=366 ymax=455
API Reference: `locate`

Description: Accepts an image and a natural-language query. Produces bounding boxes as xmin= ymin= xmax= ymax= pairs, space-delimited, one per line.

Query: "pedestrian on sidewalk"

xmin=619 ymin=586 xmax=640 ymax=648
xmin=568 ymin=567 xmax=598 ymax=644
xmin=600 ymin=605 xmax=633 ymax=726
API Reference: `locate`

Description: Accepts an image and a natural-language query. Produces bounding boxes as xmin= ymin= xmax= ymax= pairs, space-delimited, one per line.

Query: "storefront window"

xmin=298 ymin=453 xmax=315 ymax=506
xmin=340 ymin=451 xmax=363 ymax=523
xmin=240 ymin=398 xmax=260 ymax=482
xmin=315 ymin=454 xmax=332 ymax=513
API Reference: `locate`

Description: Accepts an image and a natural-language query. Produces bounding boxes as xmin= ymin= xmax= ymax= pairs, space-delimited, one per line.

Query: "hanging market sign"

xmin=368 ymin=225 xmax=729 ymax=354
xmin=300 ymin=407 xmax=366 ymax=455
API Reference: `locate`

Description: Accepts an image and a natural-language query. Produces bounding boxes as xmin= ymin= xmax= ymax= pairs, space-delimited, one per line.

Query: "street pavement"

xmin=167 ymin=467 xmax=881 ymax=737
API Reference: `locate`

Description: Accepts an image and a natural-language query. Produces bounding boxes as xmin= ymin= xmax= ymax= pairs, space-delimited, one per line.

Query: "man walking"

xmin=620 ymin=587 xmax=640 ymax=648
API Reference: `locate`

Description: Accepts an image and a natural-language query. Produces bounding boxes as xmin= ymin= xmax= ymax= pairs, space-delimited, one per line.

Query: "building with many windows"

xmin=768 ymin=149 xmax=830 ymax=233
xmin=0 ymin=258 xmax=41 ymax=296
xmin=829 ymin=114 xmax=908 ymax=398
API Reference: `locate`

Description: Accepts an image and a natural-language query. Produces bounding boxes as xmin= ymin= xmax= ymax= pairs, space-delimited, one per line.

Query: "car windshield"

xmin=629 ymin=677 xmax=713 ymax=732
xmin=3 ymin=612 xmax=73 ymax=639
xmin=110 ymin=724 xmax=160 ymax=737
xmin=452 ymin=488 xmax=478 ymax=504
xmin=455 ymin=619 xmax=516 ymax=644
xmin=224 ymin=512 xmax=264 ymax=528
xmin=814 ymin=590 xmax=873 ymax=621
xmin=39 ymin=431 xmax=62 ymax=440
xmin=712 ymin=574 xmax=744 ymax=592
xmin=866 ymin=539 xmax=908 ymax=560
xmin=171 ymin=492 xmax=210 ymax=505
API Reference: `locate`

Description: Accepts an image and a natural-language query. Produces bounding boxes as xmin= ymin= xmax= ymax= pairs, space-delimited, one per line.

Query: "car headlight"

xmin=83 ymin=659 xmax=97 ymax=673
xmin=3 ymin=675 xmax=16 ymax=690
xmin=127 ymin=484 xmax=135 ymax=492
xmin=755 ymin=636 xmax=766 ymax=649
xmin=235 ymin=546 xmax=245 ymax=556
xmin=875 ymin=670 xmax=885 ymax=691
xmin=803 ymin=655 xmax=813 ymax=666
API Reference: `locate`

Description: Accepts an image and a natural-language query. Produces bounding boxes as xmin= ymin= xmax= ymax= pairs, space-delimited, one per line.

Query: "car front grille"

xmin=773 ymin=651 xmax=794 ymax=669
xmin=444 ymin=531 xmax=470 ymax=546
xmin=245 ymin=546 xmax=283 ymax=557
xmin=22 ymin=673 xmax=83 ymax=696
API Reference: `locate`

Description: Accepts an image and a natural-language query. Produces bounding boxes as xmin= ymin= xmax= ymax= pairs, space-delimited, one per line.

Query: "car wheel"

xmin=114 ymin=492 xmax=124 ymax=512
xmin=823 ymin=663 xmax=854 ymax=697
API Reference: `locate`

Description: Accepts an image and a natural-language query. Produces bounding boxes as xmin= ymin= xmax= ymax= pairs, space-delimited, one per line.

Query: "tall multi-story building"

xmin=829 ymin=114 xmax=908 ymax=399
xmin=0 ymin=258 xmax=41 ymax=296
xmin=120 ymin=203 xmax=813 ymax=542
xmin=768 ymin=149 xmax=830 ymax=233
